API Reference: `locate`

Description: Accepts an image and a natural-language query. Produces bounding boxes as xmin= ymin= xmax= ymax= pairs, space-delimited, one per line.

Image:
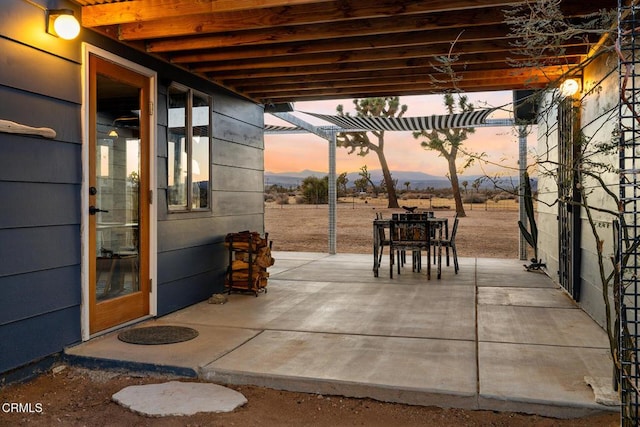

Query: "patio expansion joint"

xmin=256 ymin=327 xmax=477 ymax=343
xmin=269 ymin=258 xmax=330 ymax=276
xmin=197 ymin=329 xmax=268 ymax=371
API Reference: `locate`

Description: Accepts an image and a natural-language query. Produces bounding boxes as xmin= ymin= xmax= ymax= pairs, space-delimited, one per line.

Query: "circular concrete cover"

xmin=112 ymin=381 xmax=247 ymax=416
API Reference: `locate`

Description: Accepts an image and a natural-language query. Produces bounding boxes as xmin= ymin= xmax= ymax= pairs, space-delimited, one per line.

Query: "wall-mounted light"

xmin=559 ymin=78 xmax=580 ymax=98
xmin=46 ymin=9 xmax=80 ymax=40
xmin=108 ymin=117 xmax=139 ymax=138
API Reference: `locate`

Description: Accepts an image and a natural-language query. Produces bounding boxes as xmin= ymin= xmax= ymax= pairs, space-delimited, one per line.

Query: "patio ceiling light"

xmin=46 ymin=9 xmax=80 ymax=40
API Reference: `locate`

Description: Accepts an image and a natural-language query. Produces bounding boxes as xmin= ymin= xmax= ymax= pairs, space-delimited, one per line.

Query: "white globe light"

xmin=560 ymin=79 xmax=579 ymax=97
xmin=54 ymin=14 xmax=80 ymax=40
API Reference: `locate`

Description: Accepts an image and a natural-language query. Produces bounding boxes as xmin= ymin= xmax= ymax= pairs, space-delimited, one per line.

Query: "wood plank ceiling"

xmin=75 ymin=0 xmax=615 ymax=105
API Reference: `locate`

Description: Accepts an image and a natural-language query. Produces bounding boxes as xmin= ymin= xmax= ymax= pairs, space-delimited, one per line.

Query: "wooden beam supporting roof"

xmin=77 ymin=0 xmax=617 ymax=104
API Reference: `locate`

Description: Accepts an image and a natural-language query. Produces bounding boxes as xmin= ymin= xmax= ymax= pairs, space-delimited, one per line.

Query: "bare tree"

xmin=413 ymin=94 xmax=476 ymax=217
xmin=336 ymin=97 xmax=407 ymax=208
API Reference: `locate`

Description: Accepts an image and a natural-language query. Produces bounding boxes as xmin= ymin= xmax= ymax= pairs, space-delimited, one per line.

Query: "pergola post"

xmin=271 ymin=112 xmax=338 ymax=254
xmin=328 ymin=131 xmax=337 ymax=254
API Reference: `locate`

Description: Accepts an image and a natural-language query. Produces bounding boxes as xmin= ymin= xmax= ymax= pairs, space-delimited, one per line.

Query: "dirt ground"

xmin=265 ymin=198 xmax=522 ymax=258
xmin=1 ymin=200 xmax=620 ymax=426
xmin=1 ymin=366 xmax=619 ymax=426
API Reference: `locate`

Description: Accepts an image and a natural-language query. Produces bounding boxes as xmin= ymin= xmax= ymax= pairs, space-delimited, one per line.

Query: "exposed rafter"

xmin=76 ymin=0 xmax=617 ymax=104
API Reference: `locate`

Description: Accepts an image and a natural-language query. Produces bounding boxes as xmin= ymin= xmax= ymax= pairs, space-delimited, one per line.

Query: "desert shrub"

xmin=264 ymin=193 xmax=276 ymax=202
xmin=463 ymin=194 xmax=486 ymax=204
xmin=295 ymin=195 xmax=305 ymax=204
xmin=301 ymin=176 xmax=329 ymax=204
xmin=492 ymin=192 xmax=516 ymax=202
xmin=276 ymin=194 xmax=289 ymax=205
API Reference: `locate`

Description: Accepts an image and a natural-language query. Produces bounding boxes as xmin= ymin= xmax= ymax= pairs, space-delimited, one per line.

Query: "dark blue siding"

xmin=0 ymin=137 xmax=81 ymax=184
xmin=0 ymin=0 xmax=83 ymax=376
xmin=1 ymin=0 xmax=265 ymax=375
xmin=155 ymin=80 xmax=264 ymax=315
xmin=0 ymin=86 xmax=81 ymax=143
xmin=157 ymin=244 xmax=222 ymax=285
xmin=157 ymin=270 xmax=223 ymax=316
xmin=0 ymin=182 xmax=80 ymax=228
xmin=0 ymin=266 xmax=80 ymax=326
xmin=1 ymin=307 xmax=81 ymax=373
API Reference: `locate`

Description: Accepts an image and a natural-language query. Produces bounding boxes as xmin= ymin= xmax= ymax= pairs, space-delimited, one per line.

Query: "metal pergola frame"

xmin=267 ymin=113 xmax=522 ymax=256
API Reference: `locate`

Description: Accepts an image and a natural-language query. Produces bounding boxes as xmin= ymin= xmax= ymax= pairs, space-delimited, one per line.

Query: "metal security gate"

xmin=558 ymin=97 xmax=582 ymax=301
xmin=619 ymin=2 xmax=640 ymax=425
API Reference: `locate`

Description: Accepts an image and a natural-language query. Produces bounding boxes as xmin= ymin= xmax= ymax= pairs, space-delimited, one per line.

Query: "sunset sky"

xmin=264 ymin=91 xmax=533 ymax=178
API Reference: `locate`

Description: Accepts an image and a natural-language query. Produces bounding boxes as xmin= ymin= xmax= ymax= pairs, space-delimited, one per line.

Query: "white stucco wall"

xmin=536 ymin=51 xmax=618 ymax=328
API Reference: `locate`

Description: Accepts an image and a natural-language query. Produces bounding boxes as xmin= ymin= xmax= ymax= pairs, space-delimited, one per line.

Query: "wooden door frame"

xmin=81 ymin=45 xmax=158 ymax=340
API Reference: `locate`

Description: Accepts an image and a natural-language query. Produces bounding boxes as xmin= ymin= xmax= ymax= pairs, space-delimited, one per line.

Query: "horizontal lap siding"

xmin=1 ymin=307 xmax=80 ymax=375
xmin=156 ymin=76 xmax=264 ymax=316
xmin=0 ymin=0 xmax=82 ymax=373
xmin=1 ymin=1 xmax=266 ymax=371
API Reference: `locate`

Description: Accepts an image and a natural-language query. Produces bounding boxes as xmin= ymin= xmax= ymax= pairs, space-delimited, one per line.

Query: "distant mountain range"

xmin=264 ymin=169 xmax=525 ymax=191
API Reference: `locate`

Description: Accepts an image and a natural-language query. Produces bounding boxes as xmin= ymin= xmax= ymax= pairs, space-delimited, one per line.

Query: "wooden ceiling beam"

xmin=78 ymin=0 xmax=615 ymax=102
xmin=190 ymin=47 xmax=581 ymax=78
xmin=206 ymin=54 xmax=583 ymax=81
xmin=82 ymin=0 xmax=335 ymax=27
xmin=115 ymin=0 xmax=524 ymax=40
xmin=248 ymin=75 xmax=550 ymax=96
xmin=232 ymin=67 xmax=567 ymax=92
xmin=167 ymin=25 xmax=512 ymax=62
xmin=257 ymin=81 xmax=549 ymax=103
xmin=184 ymin=41 xmax=588 ymax=72
xmin=144 ymin=7 xmax=508 ymax=50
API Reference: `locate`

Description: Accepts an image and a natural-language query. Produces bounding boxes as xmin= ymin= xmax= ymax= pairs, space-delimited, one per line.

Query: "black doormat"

xmin=118 ymin=326 xmax=199 ymax=345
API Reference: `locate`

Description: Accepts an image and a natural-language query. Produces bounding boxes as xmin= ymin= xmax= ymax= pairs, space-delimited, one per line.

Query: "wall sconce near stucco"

xmin=559 ymin=78 xmax=581 ymax=98
xmin=46 ymin=9 xmax=80 ymax=40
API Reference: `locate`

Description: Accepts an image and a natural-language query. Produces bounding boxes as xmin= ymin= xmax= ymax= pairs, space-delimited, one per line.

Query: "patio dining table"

xmin=373 ymin=214 xmax=448 ymax=279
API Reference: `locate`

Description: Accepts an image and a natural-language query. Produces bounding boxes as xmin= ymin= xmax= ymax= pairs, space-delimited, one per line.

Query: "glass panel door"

xmin=89 ymin=55 xmax=150 ymax=334
xmin=94 ymin=96 xmax=140 ymax=301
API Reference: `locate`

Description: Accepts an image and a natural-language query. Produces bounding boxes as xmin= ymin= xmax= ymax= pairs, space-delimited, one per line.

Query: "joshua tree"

xmin=413 ymin=94 xmax=476 ymax=217
xmin=336 ymin=97 xmax=407 ymax=208
xmin=357 ymin=165 xmax=378 ymax=196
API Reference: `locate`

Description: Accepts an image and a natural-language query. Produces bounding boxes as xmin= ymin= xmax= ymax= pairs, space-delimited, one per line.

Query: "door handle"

xmin=89 ymin=206 xmax=109 ymax=215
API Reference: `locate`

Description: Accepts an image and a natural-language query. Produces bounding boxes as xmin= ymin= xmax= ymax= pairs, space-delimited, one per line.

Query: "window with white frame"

xmin=167 ymin=84 xmax=211 ymax=211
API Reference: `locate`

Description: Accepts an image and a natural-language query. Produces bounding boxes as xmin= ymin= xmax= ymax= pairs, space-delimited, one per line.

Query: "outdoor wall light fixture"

xmin=108 ymin=117 xmax=139 ymax=138
xmin=559 ymin=78 xmax=580 ymax=98
xmin=46 ymin=9 xmax=80 ymax=40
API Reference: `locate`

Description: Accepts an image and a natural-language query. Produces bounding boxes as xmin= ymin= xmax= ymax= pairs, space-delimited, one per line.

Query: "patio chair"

xmin=437 ymin=216 xmax=459 ymax=274
xmin=389 ymin=218 xmax=431 ymax=279
xmin=373 ymin=213 xmax=391 ymax=277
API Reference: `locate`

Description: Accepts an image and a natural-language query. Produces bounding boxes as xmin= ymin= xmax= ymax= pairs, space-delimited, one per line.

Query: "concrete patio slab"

xmin=162 ymin=279 xmax=476 ymax=340
xmin=477 ymin=270 xmax=557 ymax=288
xmin=66 ymin=323 xmax=261 ymax=373
xmin=478 ymin=305 xmax=610 ymax=347
xmin=65 ymin=252 xmax=618 ymax=419
xmin=478 ymin=342 xmax=613 ymax=417
xmin=478 ymin=286 xmax=577 ymax=308
xmin=202 ymin=330 xmax=478 ymax=409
